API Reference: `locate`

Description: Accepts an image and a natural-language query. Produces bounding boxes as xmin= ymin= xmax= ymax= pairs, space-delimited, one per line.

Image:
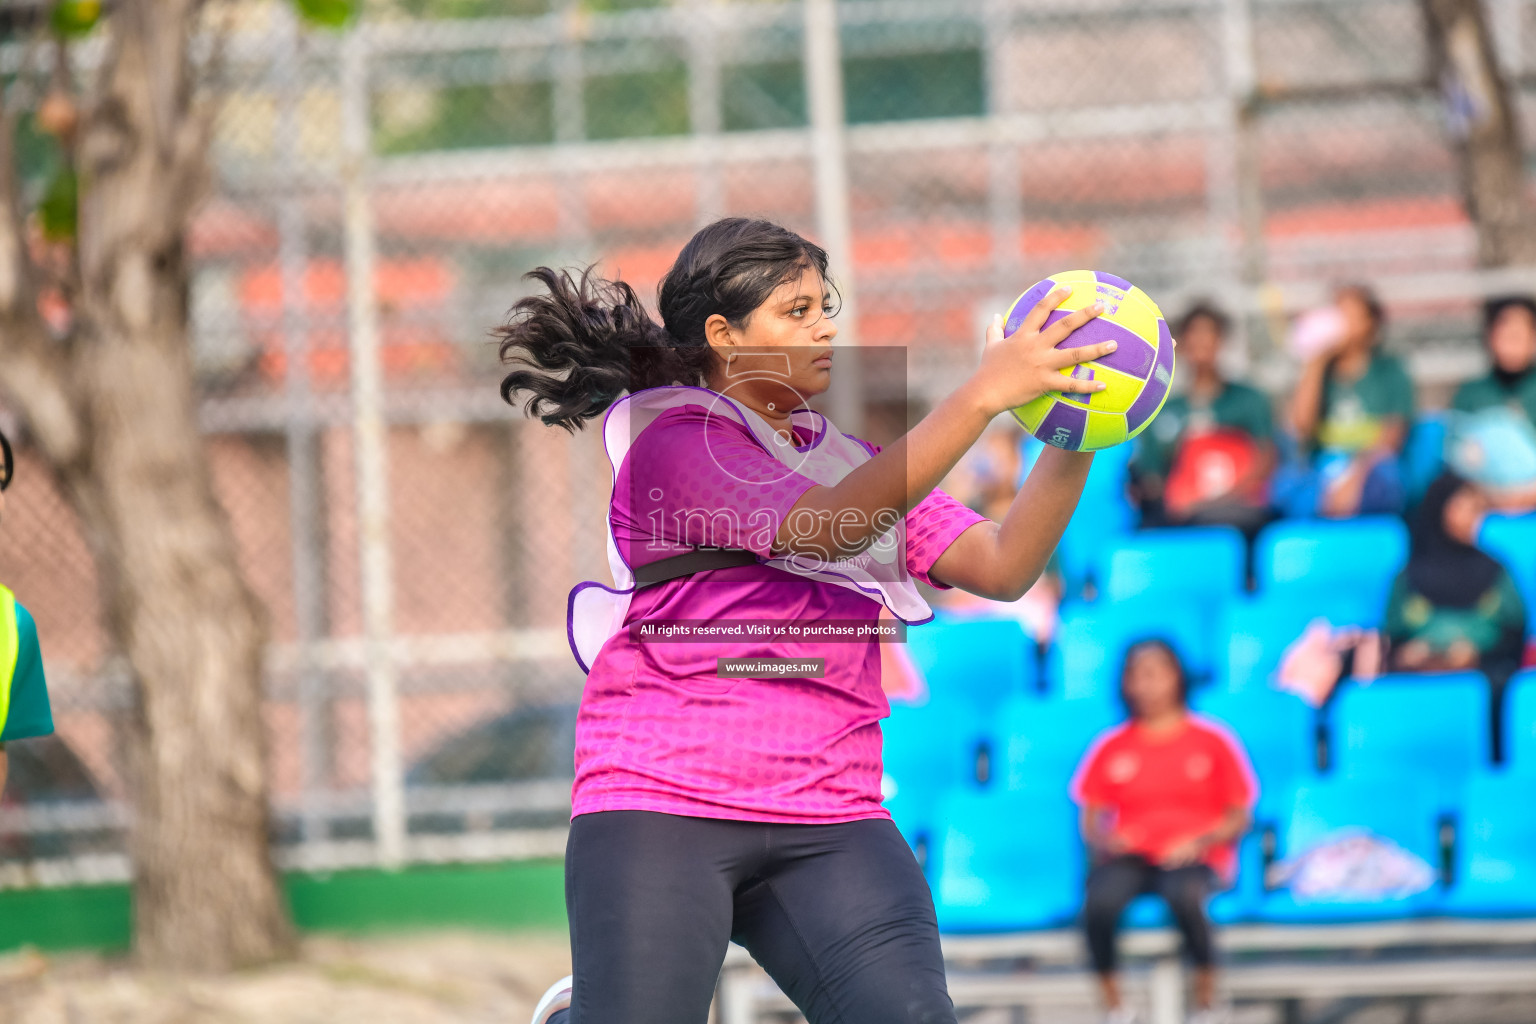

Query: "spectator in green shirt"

xmin=1384 ymin=472 xmax=1526 ymax=687
xmin=0 ymin=427 xmax=55 ymax=796
xmin=1445 ymin=297 xmax=1536 ymax=514
xmin=1452 ymin=296 xmax=1536 ymax=426
xmin=1130 ymin=302 xmax=1276 ymax=534
xmin=1288 ymin=284 xmax=1414 ymax=517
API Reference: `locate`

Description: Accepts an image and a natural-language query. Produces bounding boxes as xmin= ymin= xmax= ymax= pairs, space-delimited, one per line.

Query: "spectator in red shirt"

xmin=1071 ymin=639 xmax=1257 ymax=1024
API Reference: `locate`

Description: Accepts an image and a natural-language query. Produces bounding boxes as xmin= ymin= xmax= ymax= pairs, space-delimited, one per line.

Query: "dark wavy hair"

xmin=1118 ymin=637 xmax=1190 ymax=718
xmin=1484 ymin=294 xmax=1536 ymax=334
xmin=1175 ymin=301 xmax=1230 ymax=339
xmin=1335 ymin=282 xmax=1385 ymax=333
xmin=495 ymin=218 xmax=833 ymax=431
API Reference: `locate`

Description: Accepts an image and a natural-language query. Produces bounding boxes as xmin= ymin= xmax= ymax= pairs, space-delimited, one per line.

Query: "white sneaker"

xmin=530 ymin=975 xmax=573 ymax=1024
xmin=1104 ymin=1007 xmax=1139 ymax=1024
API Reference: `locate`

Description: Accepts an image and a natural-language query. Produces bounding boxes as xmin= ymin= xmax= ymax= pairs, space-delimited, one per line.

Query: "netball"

xmin=1006 ymin=270 xmax=1175 ymax=452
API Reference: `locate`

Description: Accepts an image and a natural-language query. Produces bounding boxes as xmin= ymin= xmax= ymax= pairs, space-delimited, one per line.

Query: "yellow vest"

xmin=0 ymin=584 xmax=18 ymax=737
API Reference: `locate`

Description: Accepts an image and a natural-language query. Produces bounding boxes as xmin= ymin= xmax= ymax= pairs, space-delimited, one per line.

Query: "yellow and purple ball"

xmin=1006 ymin=269 xmax=1175 ymax=452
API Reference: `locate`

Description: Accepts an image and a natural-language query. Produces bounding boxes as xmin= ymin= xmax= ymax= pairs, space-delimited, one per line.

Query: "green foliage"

xmin=843 ymin=49 xmax=984 ymax=124
xmin=9 ymin=110 xmax=72 ymax=238
xmin=359 ymin=0 xmax=983 ymax=155
xmin=722 ymin=61 xmax=806 ymax=131
xmin=374 ymin=82 xmax=555 ymax=153
xmin=39 ymin=166 xmax=76 ymax=241
xmin=580 ymin=0 xmax=664 ymax=10
xmin=50 ymin=0 xmax=101 ymax=38
xmin=293 ymin=0 xmax=357 ymax=28
xmin=584 ymin=62 xmax=689 ymax=140
xmin=376 ymin=0 xmax=547 ymax=17
xmin=12 ymin=112 xmax=60 ymax=187
xmin=367 ymin=0 xmax=662 ymax=18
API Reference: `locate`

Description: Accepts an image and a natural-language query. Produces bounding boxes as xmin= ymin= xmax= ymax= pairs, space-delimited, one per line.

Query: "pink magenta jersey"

xmin=571 ymin=402 xmax=988 ymax=823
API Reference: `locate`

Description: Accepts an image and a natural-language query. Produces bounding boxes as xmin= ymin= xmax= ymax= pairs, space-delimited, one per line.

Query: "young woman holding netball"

xmin=500 ymin=217 xmax=1114 ymax=1024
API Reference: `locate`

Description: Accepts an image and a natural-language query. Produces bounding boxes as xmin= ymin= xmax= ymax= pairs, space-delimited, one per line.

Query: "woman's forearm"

xmin=1372 ymin=417 xmax=1407 ymax=457
xmin=1201 ymin=807 xmax=1250 ymax=847
xmin=773 ymin=294 xmax=1114 ymax=560
xmin=1345 ymin=423 xmax=1405 ymax=483
xmin=773 ymin=382 xmax=995 ymax=558
xmin=997 ymin=447 xmax=1094 ymax=576
xmin=928 ymin=446 xmax=1093 ymax=599
xmin=840 ymin=380 xmax=995 ymax=520
xmin=1081 ymin=804 xmax=1111 ymax=848
xmin=1288 ymin=355 xmax=1329 ymax=439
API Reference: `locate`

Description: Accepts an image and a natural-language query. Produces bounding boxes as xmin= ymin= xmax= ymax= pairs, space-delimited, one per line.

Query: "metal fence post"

xmin=555 ymin=0 xmax=590 ymax=249
xmin=273 ymin=1 xmax=330 ymax=847
xmin=687 ymin=0 xmax=725 ymax=226
xmin=1212 ymin=0 xmax=1264 ymax=365
xmin=984 ymin=0 xmax=1025 ymax=308
xmin=804 ymin=0 xmax=863 ymax=436
xmin=1491 ymin=0 xmax=1524 ymax=75
xmin=341 ymin=24 xmax=406 ymax=870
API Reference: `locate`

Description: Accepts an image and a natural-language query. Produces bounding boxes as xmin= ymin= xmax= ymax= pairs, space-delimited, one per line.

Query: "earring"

xmin=725 ymin=351 xmax=736 ymax=364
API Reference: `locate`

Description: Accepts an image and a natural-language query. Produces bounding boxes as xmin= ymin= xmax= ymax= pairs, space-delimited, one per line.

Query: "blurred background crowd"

xmin=907 ymin=281 xmax=1536 ymax=1003
xmin=936 ymin=282 xmax=1536 ymax=687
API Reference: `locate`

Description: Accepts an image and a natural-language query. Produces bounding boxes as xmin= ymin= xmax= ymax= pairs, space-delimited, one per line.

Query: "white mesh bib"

xmin=566 ymin=385 xmax=933 ymax=672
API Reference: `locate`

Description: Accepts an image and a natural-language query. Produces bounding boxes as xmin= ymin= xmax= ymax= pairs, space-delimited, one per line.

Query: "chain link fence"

xmin=0 ymin=0 xmax=1533 ymax=883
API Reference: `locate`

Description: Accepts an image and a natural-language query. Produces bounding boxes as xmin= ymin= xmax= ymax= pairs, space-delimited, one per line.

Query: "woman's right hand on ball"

xmin=965 ymin=286 xmax=1115 ymax=416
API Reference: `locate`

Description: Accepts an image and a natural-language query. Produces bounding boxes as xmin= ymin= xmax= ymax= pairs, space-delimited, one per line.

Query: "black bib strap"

xmin=633 ymin=547 xmax=761 ymax=588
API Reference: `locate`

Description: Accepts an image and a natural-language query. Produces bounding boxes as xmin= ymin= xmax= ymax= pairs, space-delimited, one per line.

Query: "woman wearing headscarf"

xmin=1384 ymin=472 xmax=1527 ymax=685
xmin=1446 ymin=296 xmax=1536 ymax=513
xmin=1452 ymin=296 xmax=1536 ymax=428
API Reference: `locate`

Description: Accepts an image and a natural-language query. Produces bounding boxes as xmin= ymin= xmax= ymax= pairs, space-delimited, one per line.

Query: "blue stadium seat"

xmin=1261 ymin=773 xmax=1445 ymax=921
xmin=904 ymin=618 xmax=1038 ymax=712
xmin=1047 ymin=597 xmax=1219 ymax=701
xmin=1401 ymin=413 xmax=1447 ymax=504
xmin=1123 ymin=893 xmax=1173 ymax=928
xmin=932 ymin=786 xmax=1084 ymax=931
xmin=1440 ymin=769 xmax=1536 ymax=916
xmin=997 ymin=695 xmax=1117 ymax=793
xmin=1478 ymin=514 xmax=1536 ymax=629
xmin=1209 ymin=831 xmax=1271 ymax=924
xmin=1330 ymin=674 xmax=1490 ymax=806
xmin=1255 ymin=517 xmax=1409 ymax=622
xmin=1195 ymin=689 xmax=1315 ymax=822
xmin=1101 ymin=526 xmax=1246 ymax=604
xmin=881 ymin=774 xmax=941 ymax=876
xmin=1501 ymin=669 xmax=1536 ymax=772
xmin=883 ymin=697 xmax=988 ymax=866
xmin=1219 ymin=592 xmax=1380 ymax=693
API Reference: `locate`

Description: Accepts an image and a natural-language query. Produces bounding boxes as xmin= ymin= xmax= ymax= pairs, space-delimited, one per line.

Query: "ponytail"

xmin=496 ymin=218 xmax=832 ymax=431
xmin=495 ymin=266 xmax=704 ymax=432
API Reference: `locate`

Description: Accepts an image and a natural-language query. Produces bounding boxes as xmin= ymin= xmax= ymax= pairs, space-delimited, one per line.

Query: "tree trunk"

xmin=1423 ymin=0 xmax=1536 ymax=266
xmin=0 ymin=0 xmax=293 ymax=970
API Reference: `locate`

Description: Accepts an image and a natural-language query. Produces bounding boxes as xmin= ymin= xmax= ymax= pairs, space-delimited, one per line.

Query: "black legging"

xmin=562 ymin=810 xmax=956 ymax=1024
xmin=1084 ymin=855 xmax=1217 ymax=973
